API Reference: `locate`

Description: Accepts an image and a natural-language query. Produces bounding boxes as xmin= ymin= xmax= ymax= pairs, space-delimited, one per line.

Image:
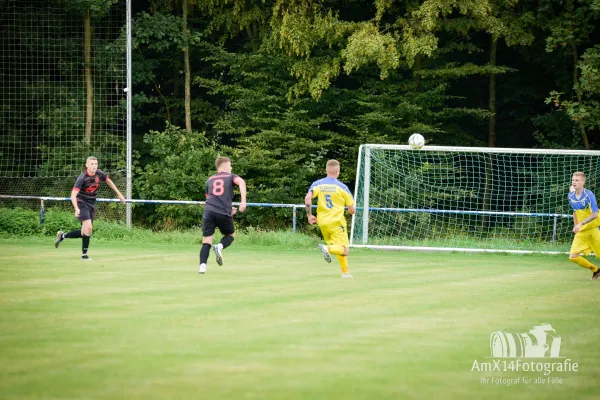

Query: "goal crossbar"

xmin=362 ymin=144 xmax=600 ymax=155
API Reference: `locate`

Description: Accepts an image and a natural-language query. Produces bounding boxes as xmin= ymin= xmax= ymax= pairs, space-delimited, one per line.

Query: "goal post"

xmin=350 ymin=144 xmax=600 ymax=254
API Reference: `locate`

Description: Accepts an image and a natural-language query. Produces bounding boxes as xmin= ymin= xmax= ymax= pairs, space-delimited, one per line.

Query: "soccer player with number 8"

xmin=198 ymin=157 xmax=247 ymax=274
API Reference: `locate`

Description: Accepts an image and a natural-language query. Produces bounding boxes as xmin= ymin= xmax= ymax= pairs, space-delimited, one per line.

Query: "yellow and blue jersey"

xmin=568 ymin=189 xmax=600 ymax=231
xmin=308 ymin=177 xmax=354 ymax=226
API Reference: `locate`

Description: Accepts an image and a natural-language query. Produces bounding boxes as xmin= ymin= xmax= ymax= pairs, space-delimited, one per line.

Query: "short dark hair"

xmin=216 ymin=156 xmax=231 ymax=170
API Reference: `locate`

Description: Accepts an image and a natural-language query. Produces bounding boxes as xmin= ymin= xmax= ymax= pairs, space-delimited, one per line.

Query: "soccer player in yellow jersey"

xmin=568 ymin=171 xmax=600 ymax=280
xmin=305 ymin=160 xmax=356 ymax=278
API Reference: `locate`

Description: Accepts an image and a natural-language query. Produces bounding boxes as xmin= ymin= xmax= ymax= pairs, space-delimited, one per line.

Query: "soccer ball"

xmin=408 ymin=133 xmax=425 ymax=149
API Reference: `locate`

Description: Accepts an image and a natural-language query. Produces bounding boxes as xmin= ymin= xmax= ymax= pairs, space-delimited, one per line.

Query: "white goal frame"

xmin=350 ymin=144 xmax=600 ymax=254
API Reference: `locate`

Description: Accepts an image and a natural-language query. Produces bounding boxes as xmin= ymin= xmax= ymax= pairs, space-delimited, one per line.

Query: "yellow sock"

xmin=336 ymin=255 xmax=349 ymax=274
xmin=328 ymin=245 xmax=345 ymax=256
xmin=570 ymin=256 xmax=599 ymax=272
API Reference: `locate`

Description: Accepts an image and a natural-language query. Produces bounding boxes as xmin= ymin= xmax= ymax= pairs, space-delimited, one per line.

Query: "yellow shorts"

xmin=570 ymin=228 xmax=600 ymax=256
xmin=319 ymin=223 xmax=349 ymax=247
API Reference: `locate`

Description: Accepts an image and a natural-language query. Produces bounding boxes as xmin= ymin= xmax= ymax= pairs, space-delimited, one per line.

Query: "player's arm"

xmin=574 ymin=212 xmax=598 ymax=233
xmin=304 ymin=191 xmax=313 ymax=216
xmin=576 ymin=211 xmax=598 ymax=227
xmin=344 ymin=190 xmax=356 ymax=215
xmin=105 ymin=178 xmax=126 ymax=204
xmin=582 ymin=192 xmax=599 ymax=225
xmin=233 ymin=176 xmax=247 ymax=212
xmin=572 ymin=212 xmax=581 ymax=233
xmin=70 ymin=188 xmax=80 ymax=217
xmin=304 ymin=191 xmax=317 ymax=225
xmin=71 ymin=175 xmax=85 ymax=216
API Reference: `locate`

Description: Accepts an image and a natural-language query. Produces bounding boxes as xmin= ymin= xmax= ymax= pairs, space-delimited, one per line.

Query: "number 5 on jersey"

xmin=325 ymin=194 xmax=333 ymax=208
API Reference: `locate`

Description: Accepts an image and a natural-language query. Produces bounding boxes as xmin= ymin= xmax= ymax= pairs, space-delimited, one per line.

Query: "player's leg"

xmin=337 ymin=253 xmax=352 ymax=278
xmin=79 ymin=204 xmax=94 ymax=260
xmin=59 ymin=228 xmax=83 ymax=241
xmin=587 ymin=229 xmax=600 ymax=280
xmin=56 ymin=202 xmax=86 ymax=247
xmin=80 ymin=219 xmax=93 ymax=260
xmin=568 ymin=231 xmax=599 ymax=279
xmin=317 ymin=225 xmax=332 ymax=263
xmin=213 ymin=214 xmax=235 ymax=266
xmin=56 ymin=203 xmax=93 ymax=259
xmin=199 ymin=211 xmax=216 ymax=274
xmin=329 ymin=226 xmax=351 ymax=277
xmin=54 ymin=229 xmax=77 ymax=248
xmin=319 ymin=225 xmax=346 ymax=256
xmin=199 ymin=235 xmax=213 ymax=273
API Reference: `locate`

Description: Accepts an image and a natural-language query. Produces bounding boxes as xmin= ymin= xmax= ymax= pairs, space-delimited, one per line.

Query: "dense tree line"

xmin=2 ymin=0 xmax=600 ymax=229
xmin=134 ymin=0 xmax=600 ymax=228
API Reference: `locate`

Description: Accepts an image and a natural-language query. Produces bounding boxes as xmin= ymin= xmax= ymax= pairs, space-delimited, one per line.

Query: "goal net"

xmin=0 ymin=0 xmax=128 ymax=220
xmin=351 ymin=144 xmax=600 ymax=253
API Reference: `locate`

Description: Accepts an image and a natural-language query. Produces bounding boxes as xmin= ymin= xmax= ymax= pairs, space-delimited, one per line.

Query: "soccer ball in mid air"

xmin=408 ymin=134 xmax=425 ymax=149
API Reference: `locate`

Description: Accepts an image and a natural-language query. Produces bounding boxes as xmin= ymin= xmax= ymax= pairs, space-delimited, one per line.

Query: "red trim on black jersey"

xmin=208 ymin=173 xmax=231 ymax=181
xmin=73 ymin=187 xmax=80 ymax=192
xmin=233 ymin=176 xmax=241 ymax=185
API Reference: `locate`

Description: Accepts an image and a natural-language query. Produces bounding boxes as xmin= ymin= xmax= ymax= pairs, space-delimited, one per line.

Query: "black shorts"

xmin=202 ymin=210 xmax=234 ymax=237
xmin=77 ymin=201 xmax=96 ymax=222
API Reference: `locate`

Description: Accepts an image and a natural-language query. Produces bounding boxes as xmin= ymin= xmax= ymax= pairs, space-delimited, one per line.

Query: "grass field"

xmin=1 ymin=238 xmax=599 ymax=400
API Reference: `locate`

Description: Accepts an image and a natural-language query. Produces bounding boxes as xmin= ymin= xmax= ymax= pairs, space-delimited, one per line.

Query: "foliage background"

xmin=2 ymin=0 xmax=600 ymax=229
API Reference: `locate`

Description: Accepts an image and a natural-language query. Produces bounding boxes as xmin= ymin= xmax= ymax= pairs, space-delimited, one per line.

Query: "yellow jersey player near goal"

xmin=305 ymin=160 xmax=356 ymax=278
xmin=568 ymin=171 xmax=600 ymax=280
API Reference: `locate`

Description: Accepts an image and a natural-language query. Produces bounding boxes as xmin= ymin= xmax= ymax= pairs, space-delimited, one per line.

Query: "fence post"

xmin=293 ymin=206 xmax=297 ymax=233
xmin=552 ymin=216 xmax=558 ymax=242
xmin=40 ymin=199 xmax=45 ymax=226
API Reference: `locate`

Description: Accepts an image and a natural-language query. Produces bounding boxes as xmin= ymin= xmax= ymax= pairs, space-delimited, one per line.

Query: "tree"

xmin=547 ymin=45 xmax=600 ymax=147
xmin=480 ymin=0 xmax=535 ymax=147
xmin=183 ymin=0 xmax=192 ymax=133
xmin=149 ymin=0 xmax=199 ymax=133
xmin=541 ymin=0 xmax=600 ymax=149
xmin=60 ymin=0 xmax=119 ymax=146
xmin=132 ymin=5 xmax=203 ymax=130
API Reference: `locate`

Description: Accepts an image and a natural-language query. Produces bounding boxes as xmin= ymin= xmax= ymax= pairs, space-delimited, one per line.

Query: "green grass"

xmin=366 ymin=236 xmax=571 ymax=252
xmin=1 ymin=238 xmax=599 ymax=400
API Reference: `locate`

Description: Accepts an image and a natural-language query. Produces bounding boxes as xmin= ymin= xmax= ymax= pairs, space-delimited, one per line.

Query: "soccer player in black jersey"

xmin=199 ymin=156 xmax=247 ymax=274
xmin=54 ymin=156 xmax=126 ymax=259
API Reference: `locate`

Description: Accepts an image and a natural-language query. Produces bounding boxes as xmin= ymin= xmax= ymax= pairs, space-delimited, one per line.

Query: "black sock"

xmin=220 ymin=235 xmax=234 ymax=249
xmin=64 ymin=230 xmax=82 ymax=239
xmin=82 ymin=234 xmax=91 ymax=255
xmin=200 ymin=243 xmax=211 ymax=264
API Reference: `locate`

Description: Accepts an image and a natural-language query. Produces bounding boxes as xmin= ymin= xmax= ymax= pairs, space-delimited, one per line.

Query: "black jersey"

xmin=73 ymin=170 xmax=108 ymax=204
xmin=204 ymin=172 xmax=240 ymax=216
